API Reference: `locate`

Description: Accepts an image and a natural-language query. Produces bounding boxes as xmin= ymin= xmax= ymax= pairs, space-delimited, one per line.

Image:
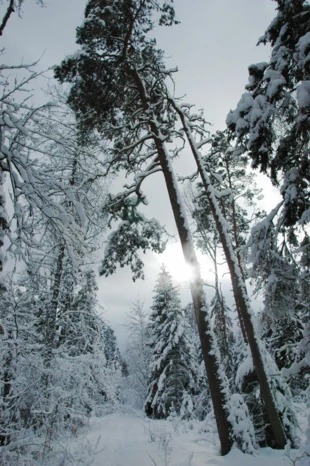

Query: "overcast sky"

xmin=1 ymin=0 xmax=280 ymax=349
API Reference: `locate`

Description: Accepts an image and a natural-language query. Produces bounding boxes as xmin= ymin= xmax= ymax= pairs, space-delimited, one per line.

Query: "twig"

xmin=147 ymin=453 xmax=158 ymax=466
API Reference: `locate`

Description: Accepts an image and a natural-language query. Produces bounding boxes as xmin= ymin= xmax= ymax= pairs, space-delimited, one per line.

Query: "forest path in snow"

xmin=84 ymin=411 xmax=290 ymax=466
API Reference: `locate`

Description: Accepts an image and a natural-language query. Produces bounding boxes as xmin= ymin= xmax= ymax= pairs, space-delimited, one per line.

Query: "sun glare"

xmin=157 ymin=244 xmax=213 ymax=284
xmin=156 ymin=244 xmax=192 ymax=283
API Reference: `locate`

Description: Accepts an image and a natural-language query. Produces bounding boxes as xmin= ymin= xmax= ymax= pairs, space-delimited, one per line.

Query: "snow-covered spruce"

xmin=227 ymin=394 xmax=256 ymax=454
xmin=145 ymin=265 xmax=198 ymax=420
xmin=226 ymin=0 xmax=310 ymax=228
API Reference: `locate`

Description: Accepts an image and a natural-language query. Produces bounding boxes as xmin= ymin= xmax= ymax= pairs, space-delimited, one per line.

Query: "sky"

xmin=0 ymin=0 xmax=281 ymax=349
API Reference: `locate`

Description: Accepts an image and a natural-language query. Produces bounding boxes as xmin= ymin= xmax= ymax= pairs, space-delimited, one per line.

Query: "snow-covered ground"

xmin=82 ymin=411 xmax=295 ymax=466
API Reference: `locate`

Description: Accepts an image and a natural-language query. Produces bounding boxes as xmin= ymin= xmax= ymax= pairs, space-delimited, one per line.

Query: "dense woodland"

xmin=0 ymin=0 xmax=309 ymax=464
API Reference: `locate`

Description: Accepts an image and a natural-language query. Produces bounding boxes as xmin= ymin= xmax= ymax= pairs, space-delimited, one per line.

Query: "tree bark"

xmin=174 ymin=101 xmax=288 ymax=449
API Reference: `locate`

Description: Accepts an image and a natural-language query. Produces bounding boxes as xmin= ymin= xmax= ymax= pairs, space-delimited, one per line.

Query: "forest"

xmin=0 ymin=0 xmax=309 ymax=465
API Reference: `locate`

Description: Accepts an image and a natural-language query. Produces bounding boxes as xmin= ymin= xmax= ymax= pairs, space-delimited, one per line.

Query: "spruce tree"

xmin=260 ymin=312 xmax=305 ymax=392
xmin=182 ymin=302 xmax=210 ymax=420
xmin=226 ymin=0 xmax=310 ymax=228
xmin=249 ymin=212 xmax=309 ymax=391
xmin=145 ymin=265 xmax=197 ymax=419
xmin=210 ymin=292 xmax=235 ymax=383
xmin=102 ymin=323 xmax=123 ymax=369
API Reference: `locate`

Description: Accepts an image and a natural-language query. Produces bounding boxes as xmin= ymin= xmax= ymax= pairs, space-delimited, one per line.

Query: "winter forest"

xmin=0 ymin=0 xmax=309 ymax=464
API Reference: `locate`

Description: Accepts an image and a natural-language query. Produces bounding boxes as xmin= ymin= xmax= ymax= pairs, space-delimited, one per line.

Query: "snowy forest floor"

xmin=74 ymin=410 xmax=305 ymax=466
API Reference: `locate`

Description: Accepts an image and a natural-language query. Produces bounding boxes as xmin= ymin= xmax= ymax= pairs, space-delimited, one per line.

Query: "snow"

xmin=227 ymin=394 xmax=256 ymax=454
xmin=81 ymin=411 xmax=294 ymax=466
xmin=235 ymin=353 xmax=254 ymax=388
xmin=300 ymin=208 xmax=310 ymax=225
xmin=297 ymin=81 xmax=310 ymax=109
xmin=296 ymin=32 xmax=310 ymax=62
xmin=234 ymin=93 xmax=254 ymax=114
xmin=264 ymin=69 xmax=286 ymax=98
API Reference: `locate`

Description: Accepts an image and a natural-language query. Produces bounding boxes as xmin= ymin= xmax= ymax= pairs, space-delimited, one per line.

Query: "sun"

xmin=156 ymin=243 xmax=193 ymax=283
xmin=157 ymin=243 xmax=213 ymax=284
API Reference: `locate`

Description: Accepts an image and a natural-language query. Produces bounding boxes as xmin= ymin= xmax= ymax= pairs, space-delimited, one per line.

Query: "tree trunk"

xmin=154 ymin=129 xmax=233 ymax=455
xmin=0 ymin=0 xmax=15 ymax=36
xmin=214 ymin=255 xmax=229 ymax=358
xmin=174 ymin=101 xmax=288 ymax=449
xmin=0 ymin=167 xmax=8 ymax=272
xmin=42 ymin=245 xmax=65 ymax=391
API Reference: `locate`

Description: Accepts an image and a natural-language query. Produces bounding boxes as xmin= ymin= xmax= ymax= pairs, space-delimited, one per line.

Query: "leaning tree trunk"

xmin=129 ymin=67 xmax=234 ymax=455
xmin=154 ymin=127 xmax=234 ymax=455
xmin=213 ymin=252 xmax=230 ymax=360
xmin=173 ymin=100 xmax=288 ymax=449
xmin=0 ymin=0 xmax=15 ymax=37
